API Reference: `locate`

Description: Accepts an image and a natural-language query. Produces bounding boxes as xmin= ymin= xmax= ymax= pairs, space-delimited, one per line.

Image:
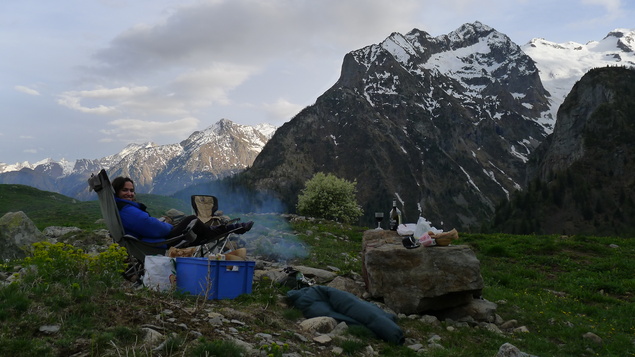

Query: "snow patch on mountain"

xmin=522 ymin=28 xmax=635 ymax=121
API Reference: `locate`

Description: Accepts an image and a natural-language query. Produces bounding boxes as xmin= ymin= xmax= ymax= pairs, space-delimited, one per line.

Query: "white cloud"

xmin=566 ymin=0 xmax=630 ymax=30
xmin=23 ymin=149 xmax=38 ymax=154
xmin=75 ymin=0 xmax=424 ymax=130
xmin=581 ymin=0 xmax=622 ymax=13
xmin=262 ymin=98 xmax=305 ymax=123
xmin=14 ymin=85 xmax=40 ymax=96
xmin=100 ymin=116 xmax=200 ymax=143
xmin=57 ymin=86 xmax=150 ymax=114
xmin=170 ymin=63 xmax=258 ymax=106
xmin=92 ymin=0 xmax=421 ymax=74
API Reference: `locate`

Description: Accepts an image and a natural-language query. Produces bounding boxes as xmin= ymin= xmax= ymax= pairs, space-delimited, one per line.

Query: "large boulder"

xmin=0 ymin=211 xmax=45 ymax=260
xmin=362 ymin=229 xmax=483 ymax=314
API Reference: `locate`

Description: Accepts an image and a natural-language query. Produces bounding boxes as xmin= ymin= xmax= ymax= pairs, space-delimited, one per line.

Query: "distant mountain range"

xmin=0 ymin=119 xmax=276 ymax=200
xmin=1 ymin=22 xmax=634 ymax=234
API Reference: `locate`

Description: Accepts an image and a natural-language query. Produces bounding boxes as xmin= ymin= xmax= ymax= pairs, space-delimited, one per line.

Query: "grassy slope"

xmin=1 ymin=185 xmax=634 ymax=356
xmin=0 ymin=184 xmax=190 ymax=230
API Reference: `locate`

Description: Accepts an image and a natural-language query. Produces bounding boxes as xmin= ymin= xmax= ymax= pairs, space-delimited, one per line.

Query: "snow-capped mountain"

xmin=244 ymin=21 xmax=553 ymax=229
xmin=523 ymin=28 xmax=635 ymax=122
xmin=0 ymin=119 xmax=276 ymax=200
xmin=243 ymin=23 xmax=635 ymax=229
xmin=0 ymin=158 xmax=75 ymax=177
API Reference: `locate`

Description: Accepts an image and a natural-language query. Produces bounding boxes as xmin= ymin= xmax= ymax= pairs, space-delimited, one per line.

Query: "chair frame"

xmin=88 ymin=169 xmax=235 ymax=281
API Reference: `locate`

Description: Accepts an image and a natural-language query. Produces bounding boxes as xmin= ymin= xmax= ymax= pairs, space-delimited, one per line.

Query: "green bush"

xmin=21 ymin=241 xmax=127 ymax=286
xmin=296 ymin=172 xmax=363 ymax=223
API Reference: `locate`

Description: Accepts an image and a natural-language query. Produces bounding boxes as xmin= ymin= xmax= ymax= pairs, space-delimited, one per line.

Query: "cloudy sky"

xmin=2 ymin=0 xmax=633 ymax=164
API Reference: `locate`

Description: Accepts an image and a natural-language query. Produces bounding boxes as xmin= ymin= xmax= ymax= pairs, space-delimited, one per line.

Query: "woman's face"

xmin=117 ymin=181 xmax=136 ymax=201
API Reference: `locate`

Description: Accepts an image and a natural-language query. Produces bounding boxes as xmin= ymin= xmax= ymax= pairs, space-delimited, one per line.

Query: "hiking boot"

xmin=232 ymin=221 xmax=254 ymax=234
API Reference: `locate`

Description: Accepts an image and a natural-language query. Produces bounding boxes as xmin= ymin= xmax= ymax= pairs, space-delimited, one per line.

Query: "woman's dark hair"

xmin=112 ymin=176 xmax=134 ymax=194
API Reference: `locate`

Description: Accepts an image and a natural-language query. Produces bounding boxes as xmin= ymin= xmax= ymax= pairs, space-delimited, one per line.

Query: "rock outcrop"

xmin=361 ymin=229 xmax=483 ymax=314
xmin=497 ymin=66 xmax=635 ymax=235
xmin=0 ymin=211 xmax=45 ymax=260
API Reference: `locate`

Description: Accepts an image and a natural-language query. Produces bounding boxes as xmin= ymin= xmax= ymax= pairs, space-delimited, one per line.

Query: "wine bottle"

xmin=389 ymin=199 xmax=402 ymax=231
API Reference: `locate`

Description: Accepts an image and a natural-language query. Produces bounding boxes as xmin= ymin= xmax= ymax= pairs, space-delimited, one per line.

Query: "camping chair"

xmin=190 ymin=194 xmax=242 ymax=256
xmin=191 ymin=195 xmax=240 ymax=226
xmin=87 ymin=169 xmax=235 ymax=281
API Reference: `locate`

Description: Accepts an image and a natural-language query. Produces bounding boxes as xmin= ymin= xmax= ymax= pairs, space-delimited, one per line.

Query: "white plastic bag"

xmin=143 ymin=255 xmax=176 ymax=291
xmin=413 ymin=216 xmax=432 ymax=238
xmin=397 ymin=223 xmax=416 ymax=236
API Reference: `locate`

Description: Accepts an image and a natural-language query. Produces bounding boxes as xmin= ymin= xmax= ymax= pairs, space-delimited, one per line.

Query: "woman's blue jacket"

xmin=115 ymin=197 xmax=172 ymax=243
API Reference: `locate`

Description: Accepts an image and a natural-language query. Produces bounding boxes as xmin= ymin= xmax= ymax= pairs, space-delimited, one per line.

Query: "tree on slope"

xmin=296 ymin=172 xmax=363 ymax=224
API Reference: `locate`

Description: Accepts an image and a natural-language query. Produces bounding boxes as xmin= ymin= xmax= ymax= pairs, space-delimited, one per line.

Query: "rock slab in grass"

xmin=0 ymin=211 xmax=45 ymax=260
xmin=362 ymin=229 xmax=483 ymax=314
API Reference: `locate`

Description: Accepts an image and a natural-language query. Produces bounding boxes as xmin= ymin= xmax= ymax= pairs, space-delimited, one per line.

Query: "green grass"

xmin=0 ymin=184 xmax=190 ymax=230
xmin=1 ymin=187 xmax=634 ymax=356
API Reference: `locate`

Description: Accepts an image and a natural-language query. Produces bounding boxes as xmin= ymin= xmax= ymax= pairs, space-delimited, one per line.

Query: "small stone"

xmin=428 ymin=342 xmax=445 ymax=350
xmin=313 ymin=335 xmax=332 ymax=344
xmin=583 ymin=332 xmax=602 ymax=344
xmin=420 ymin=315 xmax=440 ymax=325
xmin=255 ymin=332 xmax=273 ymax=340
xmin=208 ymin=316 xmax=223 ymax=326
xmin=299 ymin=316 xmax=338 ymax=334
xmin=483 ymin=323 xmax=503 ymax=335
xmin=330 ymin=321 xmax=349 ymax=336
xmin=500 ymin=319 xmax=518 ymax=329
xmin=39 ymin=325 xmax=60 ymax=334
xmin=331 ymin=346 xmax=344 ymax=354
xmin=294 ymin=333 xmax=308 ymax=342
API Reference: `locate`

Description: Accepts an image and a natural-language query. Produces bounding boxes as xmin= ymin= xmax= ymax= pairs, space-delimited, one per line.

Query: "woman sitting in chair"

xmin=112 ymin=176 xmax=253 ymax=246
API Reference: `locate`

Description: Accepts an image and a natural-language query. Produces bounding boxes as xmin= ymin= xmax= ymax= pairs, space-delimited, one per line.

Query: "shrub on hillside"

xmin=296 ymin=172 xmax=363 ymax=223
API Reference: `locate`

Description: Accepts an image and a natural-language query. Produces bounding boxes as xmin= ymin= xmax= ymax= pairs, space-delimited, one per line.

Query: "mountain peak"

xmin=448 ymin=21 xmax=494 ymax=40
xmin=604 ymin=28 xmax=635 ymax=52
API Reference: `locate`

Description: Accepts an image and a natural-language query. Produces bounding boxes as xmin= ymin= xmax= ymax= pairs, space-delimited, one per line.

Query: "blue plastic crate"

xmin=175 ymin=257 xmax=255 ymax=300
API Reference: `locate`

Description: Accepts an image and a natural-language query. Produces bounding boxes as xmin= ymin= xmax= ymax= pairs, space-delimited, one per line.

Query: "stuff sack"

xmin=143 ymin=255 xmax=176 ymax=291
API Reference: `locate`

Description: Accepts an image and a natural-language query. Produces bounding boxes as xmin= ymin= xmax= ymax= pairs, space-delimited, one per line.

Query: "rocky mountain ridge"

xmin=0 ymin=119 xmax=276 ymax=200
xmin=494 ymin=66 xmax=635 ymax=236
xmin=242 ymin=23 xmax=635 ymax=231
xmin=243 ymin=22 xmax=553 ymax=229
